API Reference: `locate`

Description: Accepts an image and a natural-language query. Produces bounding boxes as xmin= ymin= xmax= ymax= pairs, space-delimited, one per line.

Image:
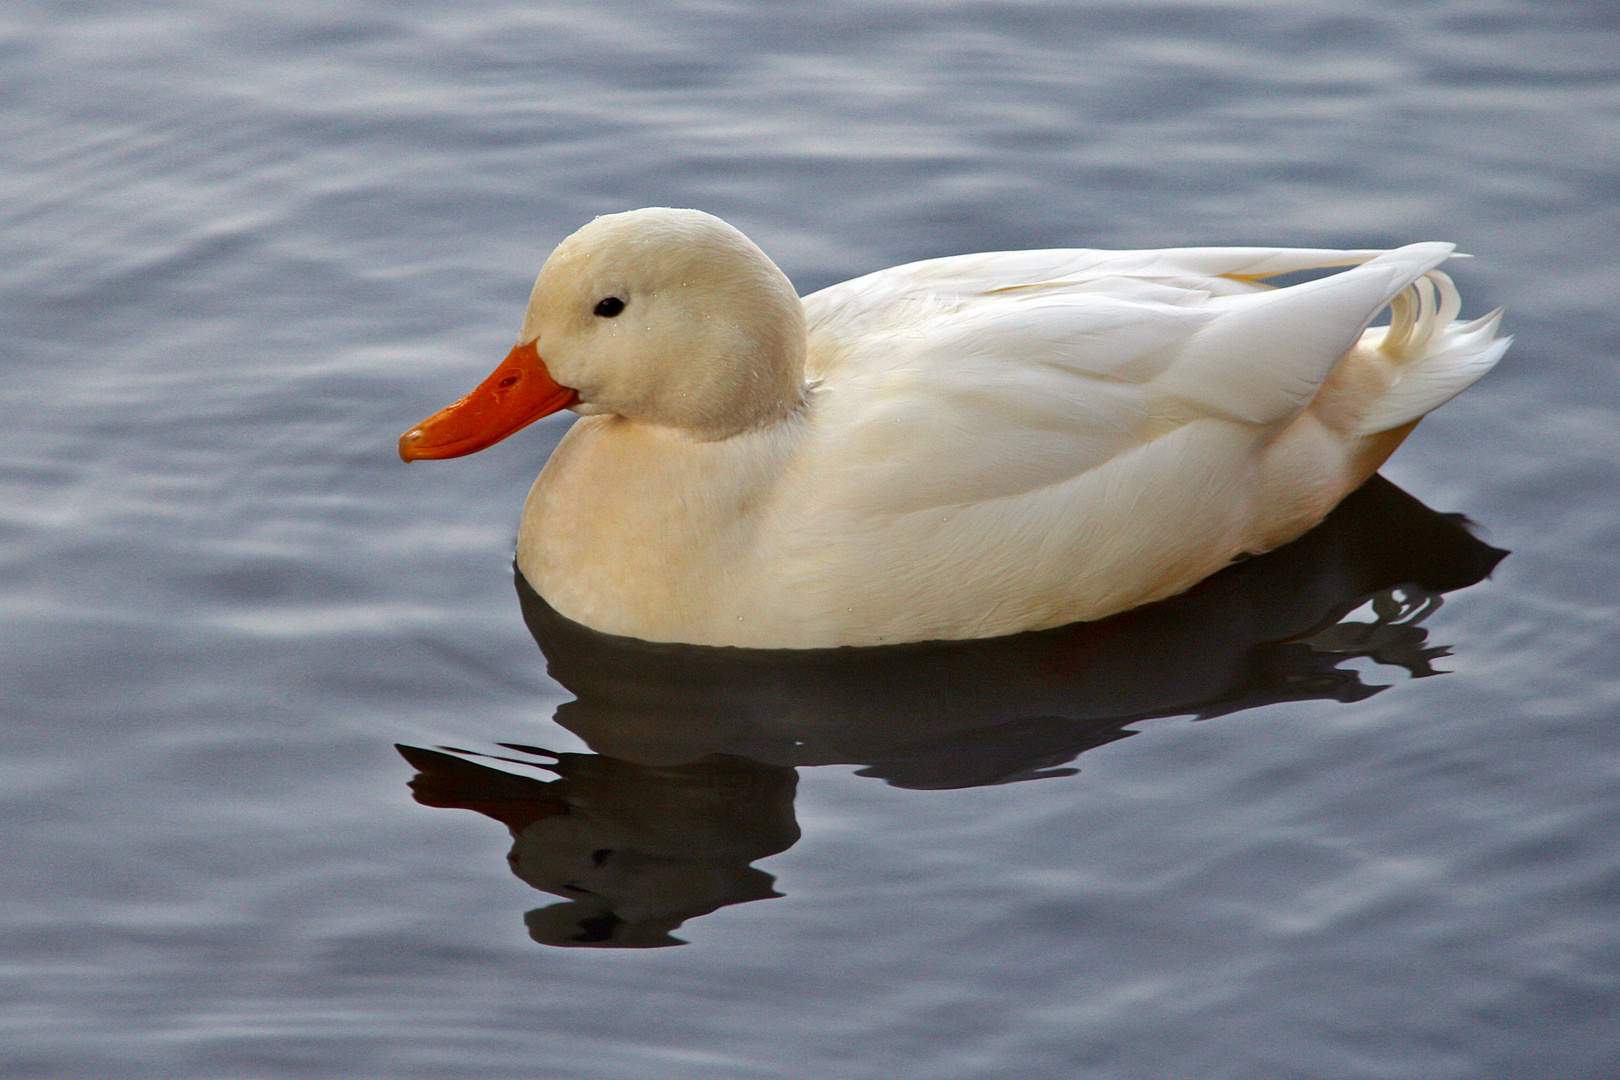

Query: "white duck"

xmin=400 ymin=208 xmax=1507 ymax=648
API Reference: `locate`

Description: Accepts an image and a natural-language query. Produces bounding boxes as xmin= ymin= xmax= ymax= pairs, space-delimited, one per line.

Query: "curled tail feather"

xmin=1354 ymin=268 xmax=1509 ymax=436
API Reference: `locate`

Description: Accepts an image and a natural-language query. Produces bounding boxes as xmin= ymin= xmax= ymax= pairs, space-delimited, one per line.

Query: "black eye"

xmin=593 ymin=296 xmax=625 ymax=318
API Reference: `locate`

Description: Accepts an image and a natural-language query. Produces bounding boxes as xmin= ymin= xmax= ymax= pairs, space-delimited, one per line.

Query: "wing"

xmin=803 ymin=286 xmax=1212 ymax=513
xmin=800 ymin=243 xmax=1389 ymax=372
xmin=798 ymin=242 xmax=1455 ymax=516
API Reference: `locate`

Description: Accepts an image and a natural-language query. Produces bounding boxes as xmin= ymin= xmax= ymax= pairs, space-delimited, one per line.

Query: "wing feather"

xmin=1152 ymin=243 xmax=1456 ymax=424
xmin=809 ymin=292 xmax=1212 ymax=512
xmin=799 ymin=242 xmax=1455 ymax=516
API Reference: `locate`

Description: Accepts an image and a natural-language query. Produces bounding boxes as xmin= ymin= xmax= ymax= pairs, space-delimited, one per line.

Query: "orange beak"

xmin=398 ymin=341 xmax=579 ymax=462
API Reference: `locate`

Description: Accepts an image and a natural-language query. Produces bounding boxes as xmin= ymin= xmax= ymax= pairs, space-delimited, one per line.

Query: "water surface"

xmin=4 ymin=1 xmax=1620 ymax=1077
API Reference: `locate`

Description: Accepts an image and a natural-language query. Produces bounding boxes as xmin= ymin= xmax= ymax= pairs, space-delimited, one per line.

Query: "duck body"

xmin=403 ymin=210 xmax=1508 ymax=649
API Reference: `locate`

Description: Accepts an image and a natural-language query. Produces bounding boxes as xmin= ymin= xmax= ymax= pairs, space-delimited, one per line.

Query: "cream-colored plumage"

xmin=492 ymin=208 xmax=1509 ymax=648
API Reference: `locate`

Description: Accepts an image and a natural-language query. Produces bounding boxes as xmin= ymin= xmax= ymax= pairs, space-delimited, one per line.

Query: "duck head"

xmin=399 ymin=208 xmax=807 ymax=460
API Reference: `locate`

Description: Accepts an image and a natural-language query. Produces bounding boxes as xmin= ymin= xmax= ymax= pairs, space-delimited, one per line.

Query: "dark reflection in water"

xmin=400 ymin=747 xmax=798 ymax=949
xmin=399 ymin=476 xmax=1504 ymax=947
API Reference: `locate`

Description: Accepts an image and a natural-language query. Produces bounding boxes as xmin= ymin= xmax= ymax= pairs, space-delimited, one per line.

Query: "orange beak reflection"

xmin=399 ymin=341 xmax=579 ymax=462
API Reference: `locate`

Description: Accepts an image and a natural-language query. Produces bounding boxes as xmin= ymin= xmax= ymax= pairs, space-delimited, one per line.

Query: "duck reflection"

xmin=399 ymin=745 xmax=797 ymax=948
xmin=398 ymin=476 xmax=1504 ymax=946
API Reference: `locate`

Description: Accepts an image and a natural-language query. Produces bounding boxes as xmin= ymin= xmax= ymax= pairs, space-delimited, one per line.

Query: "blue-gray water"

xmin=4 ymin=1 xmax=1619 ymax=1077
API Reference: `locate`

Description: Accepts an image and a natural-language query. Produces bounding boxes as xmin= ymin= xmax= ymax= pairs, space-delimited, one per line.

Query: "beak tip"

xmin=398 ymin=428 xmax=424 ymax=463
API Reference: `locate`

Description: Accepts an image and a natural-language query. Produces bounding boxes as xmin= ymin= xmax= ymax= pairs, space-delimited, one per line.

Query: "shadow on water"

xmin=397 ymin=475 xmax=1506 ymax=948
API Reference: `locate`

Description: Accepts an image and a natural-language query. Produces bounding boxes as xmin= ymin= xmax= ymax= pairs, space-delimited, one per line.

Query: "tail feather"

xmin=1355 ymin=267 xmax=1509 ymax=435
